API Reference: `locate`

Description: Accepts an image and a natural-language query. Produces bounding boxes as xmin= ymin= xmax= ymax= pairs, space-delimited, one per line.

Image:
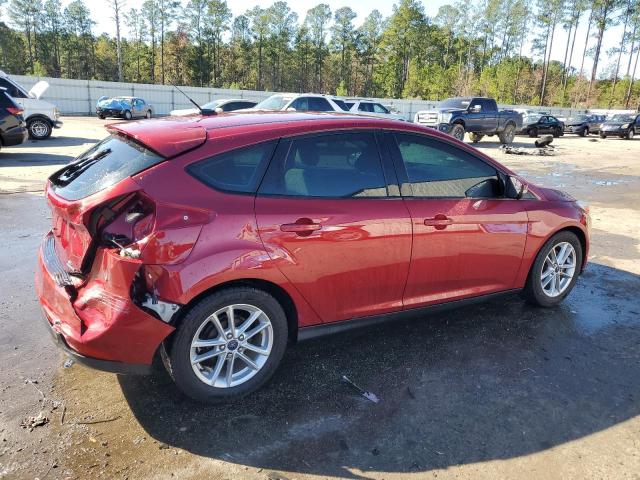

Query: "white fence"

xmin=12 ymin=74 xmax=595 ymax=120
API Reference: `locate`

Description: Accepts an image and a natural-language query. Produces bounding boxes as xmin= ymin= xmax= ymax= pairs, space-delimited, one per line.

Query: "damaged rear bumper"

xmin=35 ymin=233 xmax=175 ymax=374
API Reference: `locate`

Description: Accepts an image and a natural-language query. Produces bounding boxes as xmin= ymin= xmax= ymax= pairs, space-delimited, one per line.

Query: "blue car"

xmin=96 ymin=96 xmax=153 ymax=120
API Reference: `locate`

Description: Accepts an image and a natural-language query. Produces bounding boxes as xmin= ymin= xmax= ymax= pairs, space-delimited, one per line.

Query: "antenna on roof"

xmin=171 ymin=83 xmax=216 ymax=116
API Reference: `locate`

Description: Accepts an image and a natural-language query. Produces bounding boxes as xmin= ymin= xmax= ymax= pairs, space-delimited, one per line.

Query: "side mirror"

xmin=508 ymin=176 xmax=528 ymax=199
xmin=471 ymin=105 xmax=481 ymax=113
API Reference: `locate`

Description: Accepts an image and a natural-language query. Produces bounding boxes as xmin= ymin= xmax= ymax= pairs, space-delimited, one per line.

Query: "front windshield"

xmin=202 ymin=100 xmax=224 ymax=109
xmin=524 ymin=114 xmax=542 ymax=123
xmin=568 ymin=115 xmax=588 ymax=122
xmin=439 ymin=98 xmax=471 ymax=109
xmin=610 ymin=114 xmax=634 ymax=122
xmin=255 ymin=95 xmax=291 ymax=110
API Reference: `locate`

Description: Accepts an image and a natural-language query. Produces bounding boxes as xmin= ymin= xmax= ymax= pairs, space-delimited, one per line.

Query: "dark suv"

xmin=0 ymin=88 xmax=28 ymax=150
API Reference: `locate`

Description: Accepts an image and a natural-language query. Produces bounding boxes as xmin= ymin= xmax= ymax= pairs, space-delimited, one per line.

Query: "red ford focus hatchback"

xmin=36 ymin=112 xmax=590 ymax=402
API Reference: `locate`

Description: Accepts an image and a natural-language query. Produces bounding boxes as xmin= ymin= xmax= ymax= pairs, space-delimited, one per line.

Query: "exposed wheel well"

xmin=26 ymin=114 xmax=53 ymax=125
xmin=452 ymin=120 xmax=465 ymax=127
xmin=170 ymin=279 xmax=299 ymax=344
xmin=527 ymin=226 xmax=587 ymax=281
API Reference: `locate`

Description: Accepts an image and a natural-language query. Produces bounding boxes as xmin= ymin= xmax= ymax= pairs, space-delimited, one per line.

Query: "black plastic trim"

xmin=297 ymin=289 xmax=520 ymax=342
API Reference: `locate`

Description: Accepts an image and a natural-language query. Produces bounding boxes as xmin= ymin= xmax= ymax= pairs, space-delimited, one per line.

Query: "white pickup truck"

xmin=0 ymin=70 xmax=62 ymax=140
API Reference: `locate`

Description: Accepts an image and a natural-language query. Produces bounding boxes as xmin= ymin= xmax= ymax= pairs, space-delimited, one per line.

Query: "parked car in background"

xmin=251 ymin=93 xmax=349 ymax=112
xmin=586 ymin=114 xmax=607 ymax=134
xmin=0 ymin=88 xmax=28 ymax=150
xmin=344 ymin=98 xmax=405 ymax=120
xmin=96 ymin=96 xmax=153 ymax=120
xmin=518 ymin=113 xmax=564 ymax=137
xmin=170 ymin=98 xmax=257 ymax=116
xmin=599 ymin=113 xmax=640 ymax=139
xmin=0 ymin=70 xmax=62 ymax=140
xmin=36 ymin=111 xmax=589 ymax=402
xmin=563 ymin=114 xmax=591 ymax=136
xmin=413 ymin=97 xmax=521 ymax=144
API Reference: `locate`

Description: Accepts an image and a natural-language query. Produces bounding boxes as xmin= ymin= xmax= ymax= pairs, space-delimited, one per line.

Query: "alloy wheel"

xmin=540 ymin=242 xmax=576 ymax=298
xmin=190 ymin=304 xmax=273 ymax=388
xmin=30 ymin=120 xmax=50 ymax=138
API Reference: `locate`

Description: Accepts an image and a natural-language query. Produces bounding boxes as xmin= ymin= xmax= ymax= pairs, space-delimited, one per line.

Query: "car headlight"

xmin=621 ymin=123 xmax=629 ymax=129
xmin=439 ymin=112 xmax=453 ymax=123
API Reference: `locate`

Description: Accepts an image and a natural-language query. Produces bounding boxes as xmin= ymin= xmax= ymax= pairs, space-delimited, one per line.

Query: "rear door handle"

xmin=280 ymin=219 xmax=321 ymax=235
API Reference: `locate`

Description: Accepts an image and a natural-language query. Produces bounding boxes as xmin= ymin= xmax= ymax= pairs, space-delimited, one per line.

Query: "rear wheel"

xmin=145 ymin=110 xmax=152 ymax=119
xmin=469 ymin=132 xmax=484 ymax=143
xmin=27 ymin=118 xmax=52 ymax=140
xmin=498 ymin=124 xmax=516 ymax=144
xmin=599 ymin=132 xmax=607 ymax=139
xmin=528 ymin=127 xmax=538 ymax=138
xmin=167 ymin=287 xmax=289 ymax=403
xmin=579 ymin=127 xmax=588 ymax=137
xmin=450 ymin=124 xmax=465 ymax=141
xmin=523 ymin=231 xmax=582 ymax=307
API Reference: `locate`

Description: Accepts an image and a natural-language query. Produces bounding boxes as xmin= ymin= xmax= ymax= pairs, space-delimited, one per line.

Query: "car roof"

xmin=107 ymin=111 xmax=429 ymax=157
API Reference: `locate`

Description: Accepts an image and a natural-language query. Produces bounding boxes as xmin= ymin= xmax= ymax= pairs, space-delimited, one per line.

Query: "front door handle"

xmin=424 ymin=214 xmax=453 ymax=230
xmin=280 ymin=218 xmax=321 ymax=236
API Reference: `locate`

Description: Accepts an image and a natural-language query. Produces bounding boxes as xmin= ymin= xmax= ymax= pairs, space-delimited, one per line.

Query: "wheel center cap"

xmin=227 ymin=339 xmax=239 ymax=351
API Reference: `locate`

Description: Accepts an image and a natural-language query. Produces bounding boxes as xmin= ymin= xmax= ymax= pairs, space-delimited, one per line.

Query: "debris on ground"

xmin=341 ymin=375 xmax=380 ymax=403
xmin=500 ymin=144 xmax=556 ymax=156
xmin=63 ymin=358 xmax=74 ymax=369
xmin=20 ymin=412 xmax=49 ymax=431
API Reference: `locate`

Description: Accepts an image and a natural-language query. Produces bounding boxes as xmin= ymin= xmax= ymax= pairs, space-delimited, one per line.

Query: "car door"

xmin=465 ymin=99 xmax=485 ymax=131
xmin=481 ymin=99 xmax=498 ymax=132
xmin=388 ymin=132 xmax=529 ymax=308
xmin=538 ymin=116 xmax=551 ymax=134
xmin=255 ymin=131 xmax=412 ymax=323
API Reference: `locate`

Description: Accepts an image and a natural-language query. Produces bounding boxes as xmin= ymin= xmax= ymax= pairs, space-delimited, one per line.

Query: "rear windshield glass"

xmin=49 ymin=135 xmax=164 ymax=200
xmin=332 ymin=99 xmax=349 ymax=111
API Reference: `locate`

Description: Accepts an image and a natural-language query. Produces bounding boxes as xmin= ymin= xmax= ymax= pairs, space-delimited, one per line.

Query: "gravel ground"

xmin=0 ymin=117 xmax=639 ymax=480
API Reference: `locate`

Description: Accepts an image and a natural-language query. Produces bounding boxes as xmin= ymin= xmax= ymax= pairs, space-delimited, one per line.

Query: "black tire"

xmin=498 ymin=123 xmax=516 ymax=144
xmin=625 ymin=128 xmax=635 ymax=140
xmin=98 ymin=115 xmax=106 ymax=120
xmin=27 ymin=118 xmax=52 ymax=140
xmin=552 ymin=127 xmax=562 ymax=138
xmin=145 ymin=110 xmax=152 ymax=119
xmin=528 ymin=127 xmax=538 ymax=138
xmin=469 ymin=132 xmax=483 ymax=143
xmin=124 ymin=110 xmax=132 ymax=120
xmin=599 ymin=132 xmax=607 ymax=139
xmin=579 ymin=127 xmax=588 ymax=137
xmin=167 ymin=287 xmax=289 ymax=403
xmin=450 ymin=124 xmax=466 ymax=141
xmin=523 ymin=231 xmax=583 ymax=307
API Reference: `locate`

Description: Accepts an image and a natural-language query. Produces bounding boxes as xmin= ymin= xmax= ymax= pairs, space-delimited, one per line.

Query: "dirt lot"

xmin=0 ymin=117 xmax=639 ymax=480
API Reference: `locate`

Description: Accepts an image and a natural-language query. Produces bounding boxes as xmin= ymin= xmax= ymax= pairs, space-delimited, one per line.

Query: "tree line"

xmin=1 ymin=0 xmax=639 ymax=109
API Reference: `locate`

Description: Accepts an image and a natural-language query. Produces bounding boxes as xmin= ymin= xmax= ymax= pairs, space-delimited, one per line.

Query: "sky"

xmin=1 ymin=0 xmax=633 ymax=79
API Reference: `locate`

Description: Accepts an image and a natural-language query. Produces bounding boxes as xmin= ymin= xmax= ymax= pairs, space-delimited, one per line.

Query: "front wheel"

xmin=528 ymin=127 xmax=538 ymax=138
xmin=579 ymin=128 xmax=588 ymax=137
xmin=27 ymin=118 xmax=52 ymax=140
xmin=145 ymin=110 xmax=152 ymax=119
xmin=523 ymin=231 xmax=582 ymax=307
xmin=450 ymin=124 xmax=466 ymax=141
xmin=498 ymin=124 xmax=515 ymax=144
xmin=625 ymin=128 xmax=635 ymax=140
xmin=167 ymin=287 xmax=289 ymax=403
xmin=553 ymin=127 xmax=562 ymax=138
xmin=599 ymin=132 xmax=607 ymax=139
xmin=124 ymin=110 xmax=132 ymax=120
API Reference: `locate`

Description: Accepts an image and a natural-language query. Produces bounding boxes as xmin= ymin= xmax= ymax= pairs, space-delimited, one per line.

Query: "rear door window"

xmin=50 ymin=135 xmax=165 ymax=200
xmin=187 ymin=141 xmax=277 ymax=194
xmin=308 ymin=97 xmax=333 ymax=111
xmin=259 ymin=132 xmax=388 ymax=198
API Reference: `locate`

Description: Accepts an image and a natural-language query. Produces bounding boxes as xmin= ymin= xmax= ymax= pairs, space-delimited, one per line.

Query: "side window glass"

xmin=187 ymin=141 xmax=277 ymax=194
xmin=309 ymin=97 xmax=332 ymax=111
xmin=394 ymin=134 xmax=498 ymax=198
xmin=358 ymin=103 xmax=373 ymax=112
xmin=470 ymin=101 xmax=481 ymax=112
xmin=259 ymin=133 xmax=387 ymax=198
xmin=373 ymin=103 xmax=389 ymax=114
xmin=290 ymin=97 xmax=309 ymax=111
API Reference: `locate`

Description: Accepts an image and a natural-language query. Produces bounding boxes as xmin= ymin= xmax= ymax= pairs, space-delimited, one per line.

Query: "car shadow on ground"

xmin=0 ymin=151 xmax=73 ymax=167
xmin=119 ymin=263 xmax=640 ymax=479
